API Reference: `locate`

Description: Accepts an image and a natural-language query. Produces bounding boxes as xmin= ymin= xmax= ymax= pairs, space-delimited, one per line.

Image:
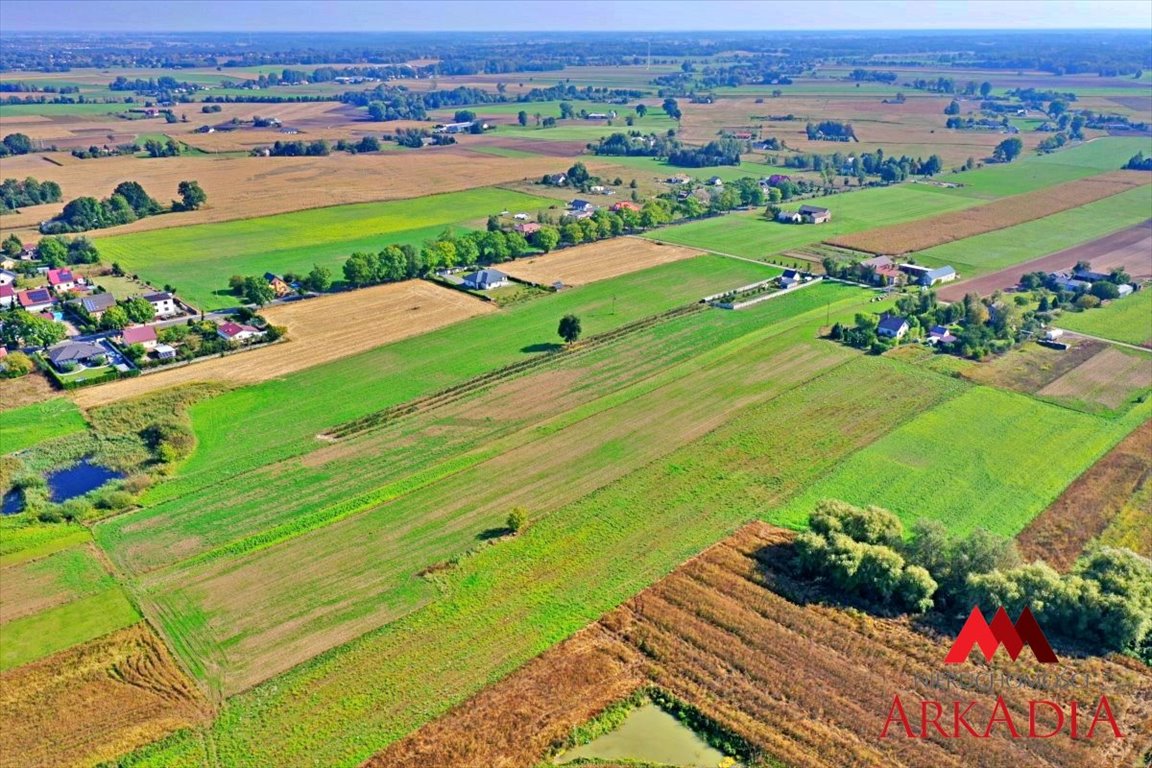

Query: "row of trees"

xmin=805 ymin=120 xmax=856 ymax=141
xmin=1 ymin=177 xmax=62 ymax=211
xmin=0 ymin=307 xmax=67 ymax=348
xmin=40 ymin=180 xmax=206 ymax=234
xmin=1124 ymin=151 xmax=1152 ymax=171
xmin=0 ymin=133 xmax=35 ymax=157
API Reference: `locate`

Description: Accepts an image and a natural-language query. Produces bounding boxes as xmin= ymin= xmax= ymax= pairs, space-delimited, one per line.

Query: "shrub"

xmin=506 ymin=507 xmax=527 ymax=534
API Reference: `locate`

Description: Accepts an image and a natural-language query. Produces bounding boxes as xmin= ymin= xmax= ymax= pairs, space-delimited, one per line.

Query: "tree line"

xmin=1 ymin=177 xmax=62 ymax=211
xmin=40 ymin=180 xmax=206 ymax=234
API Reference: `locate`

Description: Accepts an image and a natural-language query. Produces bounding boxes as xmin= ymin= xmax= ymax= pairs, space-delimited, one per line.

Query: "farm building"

xmin=46 ymin=341 xmax=105 ymax=369
xmin=780 ymin=269 xmax=802 ymax=289
xmin=155 ymin=344 xmax=177 ymax=360
xmin=515 ymin=222 xmax=541 ymax=235
xmin=1116 ymin=284 xmax=1134 ymax=297
xmin=462 ymin=269 xmax=509 ymax=291
xmin=900 ymin=263 xmax=957 ymax=286
xmin=264 ymin=273 xmax=295 ymax=298
xmin=434 ymin=121 xmax=473 ymax=134
xmin=1071 ymin=267 xmax=1112 ymax=283
xmin=545 ymin=173 xmax=567 ymax=186
xmin=876 ymin=314 xmax=910 ymax=339
xmin=17 ymin=288 xmax=54 ymax=313
xmin=569 ymin=199 xmax=596 ymax=213
xmin=798 ymin=205 xmax=832 ymax=224
xmin=776 ymin=210 xmax=802 ymax=224
xmin=80 ymin=293 xmax=117 ymax=316
xmin=143 ymin=291 xmax=178 ymax=317
xmin=0 ymin=269 xmax=17 ymax=286
xmin=1044 ymin=328 xmax=1065 ymax=341
xmin=1050 ymin=276 xmax=1091 ymax=293
xmin=47 ymin=268 xmax=76 ymax=293
xmin=121 ymin=325 xmax=158 ymax=349
xmin=707 ymin=176 xmax=724 ymax=186
xmin=217 ymin=322 xmax=265 ymax=342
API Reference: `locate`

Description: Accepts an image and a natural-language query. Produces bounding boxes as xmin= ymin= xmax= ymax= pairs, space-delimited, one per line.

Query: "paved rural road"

xmin=1054 ymin=328 xmax=1152 ymax=354
xmin=633 ymin=235 xmax=772 ymax=267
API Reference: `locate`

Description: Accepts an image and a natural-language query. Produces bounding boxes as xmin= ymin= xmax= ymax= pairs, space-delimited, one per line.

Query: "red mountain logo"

xmin=945 ymin=606 xmax=1059 ymax=664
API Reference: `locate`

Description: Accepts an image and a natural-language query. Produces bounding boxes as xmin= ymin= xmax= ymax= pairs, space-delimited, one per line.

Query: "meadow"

xmin=1056 ymin=289 xmax=1152 ymax=347
xmin=776 ymin=386 xmax=1152 ymax=537
xmin=95 ymin=186 xmax=558 ymax=309
xmin=0 ymin=398 xmax=88 ymax=454
xmin=121 ymin=352 xmax=965 ymax=767
xmin=913 ymin=184 xmax=1152 ymax=278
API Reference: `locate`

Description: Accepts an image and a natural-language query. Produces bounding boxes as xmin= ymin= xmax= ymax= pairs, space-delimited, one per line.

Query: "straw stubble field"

xmin=500 ymin=238 xmax=707 ymax=286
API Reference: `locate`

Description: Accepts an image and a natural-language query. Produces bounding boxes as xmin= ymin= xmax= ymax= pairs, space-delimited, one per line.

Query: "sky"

xmin=1 ymin=0 xmax=1150 ymax=33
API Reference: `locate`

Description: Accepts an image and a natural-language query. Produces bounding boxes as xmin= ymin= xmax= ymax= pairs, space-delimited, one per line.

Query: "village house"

xmin=876 ymin=314 xmax=910 ymax=339
xmin=900 ymin=263 xmax=957 ymax=286
xmin=18 ymin=288 xmax=54 ymax=313
xmin=928 ymin=324 xmax=957 ymax=344
xmin=154 ymin=343 xmax=178 ymax=360
xmin=798 ymin=205 xmax=832 ymax=224
xmin=434 ymin=121 xmax=474 ymax=134
xmin=0 ymin=268 xmax=17 ymax=286
xmin=1070 ymin=267 xmax=1112 ymax=283
xmin=1049 ymin=275 xmax=1091 ymax=293
xmin=80 ymin=292 xmax=117 ymax=317
xmin=610 ymin=201 xmax=641 ymax=212
xmin=859 ymin=255 xmax=904 ymax=286
xmin=264 ymin=272 xmax=294 ymax=298
xmin=217 ymin=321 xmax=265 ymax=343
xmin=569 ymin=199 xmax=596 ymax=213
xmin=121 ymin=325 xmax=158 ymax=349
xmin=0 ymin=284 xmax=15 ymax=309
xmin=707 ymin=176 xmax=724 ymax=186
xmin=545 ymin=173 xmax=567 ymax=186
xmin=47 ymin=268 xmax=76 ymax=294
xmin=143 ymin=291 xmax=178 ymax=318
xmin=19 ymin=245 xmax=37 ymax=261
xmin=776 ymin=210 xmax=802 ymax=224
xmin=515 ymin=222 xmax=541 ymax=235
xmin=46 ymin=341 xmax=106 ymax=370
xmin=666 ymin=174 xmax=691 ymax=185
xmin=513 ymin=212 xmax=530 ymax=220
xmin=462 ymin=268 xmax=509 ymax=291
xmin=780 ymin=269 xmax=802 ymax=289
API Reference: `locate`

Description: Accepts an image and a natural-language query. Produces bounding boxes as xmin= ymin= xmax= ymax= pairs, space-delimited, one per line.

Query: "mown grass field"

xmin=120 ymin=352 xmax=966 ymax=768
xmin=0 ymin=398 xmax=88 ymax=455
xmin=913 ymin=184 xmax=1152 ymax=278
xmin=95 ymin=187 xmax=559 ymax=310
xmin=1057 ymin=289 xmax=1152 ymax=347
xmin=776 ymin=386 xmax=1152 ymax=537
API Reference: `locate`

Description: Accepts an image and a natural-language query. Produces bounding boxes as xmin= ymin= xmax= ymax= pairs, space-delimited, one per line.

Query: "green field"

xmin=121 ymin=350 xmax=967 ymax=768
xmin=0 ymin=101 xmax=127 ymax=117
xmin=596 ymin=154 xmax=780 ymax=183
xmin=94 ymin=187 xmax=559 ymax=310
xmin=0 ymin=398 xmax=88 ymax=454
xmin=0 ymin=520 xmax=91 ymax=568
xmin=776 ymin=386 xmax=1151 ymax=537
xmin=914 ymin=184 xmax=1152 ymax=278
xmin=643 ymin=184 xmax=980 ymax=258
xmin=1055 ymin=289 xmax=1152 ymax=347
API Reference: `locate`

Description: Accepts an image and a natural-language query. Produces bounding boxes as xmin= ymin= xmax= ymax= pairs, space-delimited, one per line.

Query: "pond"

xmin=2 ymin=489 xmax=23 ymax=515
xmin=555 ymin=703 xmax=734 ymax=768
xmin=45 ymin=459 xmax=123 ymax=503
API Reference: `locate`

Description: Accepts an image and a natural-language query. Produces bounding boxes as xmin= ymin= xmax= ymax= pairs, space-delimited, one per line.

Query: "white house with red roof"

xmin=47 ymin=268 xmax=76 ymax=294
xmin=0 ymin=268 xmax=17 ymax=286
xmin=121 ymin=325 xmax=158 ymax=349
xmin=18 ymin=288 xmax=54 ymax=313
xmin=0 ymin=284 xmax=15 ymax=309
xmin=217 ymin=321 xmax=265 ymax=343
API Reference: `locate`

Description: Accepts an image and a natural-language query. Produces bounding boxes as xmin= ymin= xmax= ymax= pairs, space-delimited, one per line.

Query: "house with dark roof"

xmin=0 ymin=268 xmax=17 ymax=286
xmin=462 ymin=269 xmax=509 ymax=291
xmin=928 ymin=324 xmax=957 ymax=344
xmin=143 ymin=291 xmax=177 ymax=317
xmin=264 ymin=272 xmax=294 ymax=298
xmin=798 ymin=205 xmax=831 ymax=224
xmin=18 ymin=288 xmax=54 ymax=313
xmin=46 ymin=341 xmax=106 ymax=369
xmin=1071 ymin=267 xmax=1112 ymax=283
xmin=876 ymin=314 xmax=910 ymax=339
xmin=569 ymin=199 xmax=596 ymax=213
xmin=80 ymin=292 xmax=117 ymax=316
xmin=780 ymin=269 xmax=802 ymax=289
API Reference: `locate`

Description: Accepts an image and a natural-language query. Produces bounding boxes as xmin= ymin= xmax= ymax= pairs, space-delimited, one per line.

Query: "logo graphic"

xmin=944 ymin=606 xmax=1058 ymax=664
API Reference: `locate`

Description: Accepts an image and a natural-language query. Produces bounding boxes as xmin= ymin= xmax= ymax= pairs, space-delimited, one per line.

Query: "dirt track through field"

xmin=500 ymin=239 xmax=705 ymax=286
xmin=938 ymin=219 xmax=1152 ymax=301
xmin=71 ymin=281 xmax=494 ymax=408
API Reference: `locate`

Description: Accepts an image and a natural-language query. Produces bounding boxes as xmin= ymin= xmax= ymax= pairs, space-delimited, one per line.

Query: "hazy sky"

xmin=2 ymin=0 xmax=1151 ymax=32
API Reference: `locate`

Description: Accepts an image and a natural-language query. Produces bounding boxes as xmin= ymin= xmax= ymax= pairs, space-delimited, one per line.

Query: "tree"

xmin=229 ymin=274 xmax=247 ymax=295
xmin=944 ymin=99 xmax=961 ymax=116
xmin=566 ymin=162 xmax=590 ymax=185
xmin=100 ymin=305 xmax=129 ymax=330
xmin=979 ymin=81 xmax=992 ymax=98
xmin=303 ymin=264 xmax=331 ymax=292
xmin=1 ymin=350 xmax=34 ymax=378
xmin=343 ymin=252 xmax=377 ymax=287
xmin=242 ymin=275 xmax=275 ymax=306
xmin=636 ymin=103 xmax=648 ymax=118
xmin=517 ymin=110 xmax=528 ymax=127
xmin=453 ymin=109 xmax=477 ymax=123
xmin=506 ymin=508 xmax=527 ymax=534
xmin=2 ymin=133 xmax=33 ymax=155
xmin=2 ymin=233 xmax=22 ymax=255
xmin=559 ymin=101 xmax=574 ymax=119
xmin=122 ymin=296 xmax=156 ymax=324
xmin=992 ymin=137 xmax=1023 ymax=163
xmin=1090 ymin=281 xmax=1120 ymax=300
xmin=533 ymin=226 xmax=559 ymax=253
xmin=558 ymin=314 xmax=582 ymax=344
xmin=0 ymin=310 xmax=64 ymax=348
xmin=921 ymin=154 xmax=943 ymax=176
xmin=176 ymin=180 xmax=207 ymax=210
xmin=662 ymin=97 xmax=681 ymax=120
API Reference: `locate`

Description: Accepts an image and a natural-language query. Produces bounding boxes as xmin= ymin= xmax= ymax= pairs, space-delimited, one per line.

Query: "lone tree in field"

xmin=176 ymin=180 xmax=207 ymax=210
xmin=506 ymin=507 xmax=527 ymax=534
xmin=558 ymin=314 xmax=582 ymax=344
xmin=992 ymin=137 xmax=1023 ymax=163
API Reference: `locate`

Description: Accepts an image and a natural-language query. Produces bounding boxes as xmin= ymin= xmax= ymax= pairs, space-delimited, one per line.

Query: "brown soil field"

xmin=501 ymin=238 xmax=704 ymax=286
xmin=1037 ymin=346 xmax=1152 ymax=409
xmin=938 ymin=218 xmax=1152 ymax=301
xmin=0 ymin=372 xmax=57 ymax=412
xmin=465 ymin=135 xmax=592 ymax=158
xmin=368 ymin=522 xmax=1152 ymax=768
xmin=960 ymin=339 xmax=1105 ymax=394
xmin=827 ymin=172 xmax=1150 ymax=255
xmin=0 ymin=149 xmax=599 ymax=243
xmin=1017 ymin=421 xmax=1152 ymax=571
xmin=0 ymin=622 xmax=212 ymax=768
xmin=71 ymin=280 xmax=494 ymax=409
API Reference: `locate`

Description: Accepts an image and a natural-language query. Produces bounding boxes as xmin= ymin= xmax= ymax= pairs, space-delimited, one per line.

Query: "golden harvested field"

xmin=827 ymin=172 xmax=1151 ymax=255
xmin=71 ymin=281 xmax=494 ymax=408
xmin=1037 ymin=346 xmax=1152 ymax=409
xmin=1017 ymin=421 xmax=1152 ymax=571
xmin=0 ymin=622 xmax=211 ymax=768
xmin=0 ymin=149 xmax=596 ymax=243
xmin=372 ymin=522 xmax=1152 ymax=768
xmin=501 ymin=238 xmax=705 ymax=286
